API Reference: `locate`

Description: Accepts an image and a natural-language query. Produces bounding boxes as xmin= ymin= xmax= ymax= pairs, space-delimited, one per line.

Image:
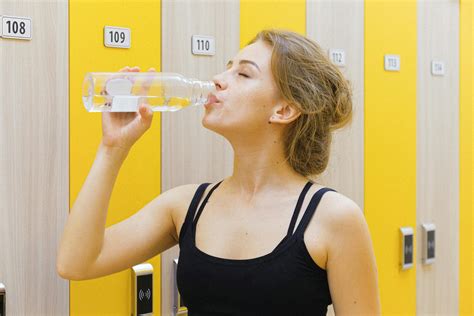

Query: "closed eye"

xmin=239 ymin=73 xmax=249 ymax=78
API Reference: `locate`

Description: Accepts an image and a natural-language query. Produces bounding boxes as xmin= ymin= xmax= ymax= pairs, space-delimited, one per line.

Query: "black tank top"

xmin=177 ymin=180 xmax=336 ymax=316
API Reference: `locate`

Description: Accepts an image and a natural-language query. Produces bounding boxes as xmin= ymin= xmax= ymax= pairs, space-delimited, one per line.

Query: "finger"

xmin=106 ymin=66 xmax=135 ymax=92
xmin=106 ymin=66 xmax=131 ymax=86
xmin=139 ymin=103 xmax=152 ymax=120
xmin=105 ymin=66 xmax=129 ymax=86
xmin=141 ymin=67 xmax=157 ymax=94
xmin=126 ymin=67 xmax=140 ymax=86
xmin=120 ymin=66 xmax=138 ymax=83
xmin=140 ymin=74 xmax=154 ymax=95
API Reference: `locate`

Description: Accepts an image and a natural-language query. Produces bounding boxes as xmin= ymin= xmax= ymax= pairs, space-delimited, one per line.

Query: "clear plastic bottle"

xmin=82 ymin=72 xmax=217 ymax=112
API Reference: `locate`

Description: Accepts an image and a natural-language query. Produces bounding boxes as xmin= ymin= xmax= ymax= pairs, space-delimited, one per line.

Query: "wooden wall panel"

xmin=417 ymin=1 xmax=460 ymax=314
xmin=0 ymin=1 xmax=69 ymax=315
xmin=160 ymin=1 xmax=239 ymax=314
xmin=306 ymin=1 xmax=365 ymax=315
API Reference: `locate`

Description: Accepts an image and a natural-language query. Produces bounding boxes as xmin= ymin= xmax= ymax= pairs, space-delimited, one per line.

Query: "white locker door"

xmin=0 ymin=1 xmax=69 ymax=315
xmin=160 ymin=0 xmax=239 ymax=314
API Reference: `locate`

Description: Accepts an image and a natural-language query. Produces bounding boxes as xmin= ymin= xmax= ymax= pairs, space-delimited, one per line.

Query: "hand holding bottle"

xmin=100 ymin=66 xmax=155 ymax=151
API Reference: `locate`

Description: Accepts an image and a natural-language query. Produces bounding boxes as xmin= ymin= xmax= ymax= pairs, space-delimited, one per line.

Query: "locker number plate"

xmin=1 ymin=15 xmax=32 ymax=40
xmin=384 ymin=55 xmax=400 ymax=71
xmin=431 ymin=61 xmax=445 ymax=76
xmin=104 ymin=26 xmax=131 ymax=48
xmin=192 ymin=35 xmax=215 ymax=56
xmin=329 ymin=49 xmax=346 ymax=67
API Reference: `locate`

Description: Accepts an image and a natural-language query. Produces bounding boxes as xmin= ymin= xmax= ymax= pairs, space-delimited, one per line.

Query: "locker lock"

xmin=0 ymin=283 xmax=5 ymax=316
xmin=400 ymin=227 xmax=414 ymax=270
xmin=131 ymin=263 xmax=153 ymax=316
xmin=421 ymin=223 xmax=436 ymax=264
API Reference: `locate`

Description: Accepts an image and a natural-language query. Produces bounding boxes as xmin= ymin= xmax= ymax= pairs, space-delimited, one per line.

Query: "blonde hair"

xmin=248 ymin=29 xmax=353 ymax=177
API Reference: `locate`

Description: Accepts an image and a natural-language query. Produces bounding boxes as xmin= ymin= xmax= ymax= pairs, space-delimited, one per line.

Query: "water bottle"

xmin=82 ymin=72 xmax=217 ymax=112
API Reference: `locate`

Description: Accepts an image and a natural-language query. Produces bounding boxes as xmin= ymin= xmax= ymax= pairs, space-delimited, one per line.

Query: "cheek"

xmin=237 ymin=87 xmax=272 ymax=113
xmin=235 ymin=99 xmax=272 ymax=130
xmin=202 ymin=102 xmax=264 ymax=131
xmin=203 ymin=85 xmax=274 ymax=126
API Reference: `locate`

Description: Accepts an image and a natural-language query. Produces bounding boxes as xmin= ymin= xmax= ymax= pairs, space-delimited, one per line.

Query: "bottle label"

xmin=111 ymin=96 xmax=140 ymax=112
xmin=105 ymin=78 xmax=133 ymax=95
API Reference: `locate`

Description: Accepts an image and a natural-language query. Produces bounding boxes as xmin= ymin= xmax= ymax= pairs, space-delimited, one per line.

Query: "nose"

xmin=212 ymin=72 xmax=227 ymax=91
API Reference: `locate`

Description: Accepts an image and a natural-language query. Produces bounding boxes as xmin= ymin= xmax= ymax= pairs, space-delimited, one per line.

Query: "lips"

xmin=207 ymin=93 xmax=221 ymax=105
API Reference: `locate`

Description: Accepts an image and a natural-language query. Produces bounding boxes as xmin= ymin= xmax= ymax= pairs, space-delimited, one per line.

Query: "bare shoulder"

xmin=164 ymin=183 xmax=202 ymax=210
xmin=303 ymin=188 xmax=365 ymax=268
xmin=316 ymin=190 xmax=380 ymax=314
xmin=314 ymin=189 xmax=372 ymax=263
xmin=317 ymin=189 xmax=363 ymax=227
xmin=165 ymin=182 xmax=216 ymax=242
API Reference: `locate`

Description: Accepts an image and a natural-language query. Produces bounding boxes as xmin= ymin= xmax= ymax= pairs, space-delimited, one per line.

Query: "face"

xmin=202 ymin=40 xmax=300 ymax=142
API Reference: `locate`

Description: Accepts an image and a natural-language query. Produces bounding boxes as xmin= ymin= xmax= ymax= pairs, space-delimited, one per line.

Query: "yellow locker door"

xmin=69 ymin=1 xmax=161 ymax=314
xmin=459 ymin=1 xmax=473 ymax=315
xmin=240 ymin=0 xmax=306 ymax=47
xmin=365 ymin=1 xmax=418 ymax=314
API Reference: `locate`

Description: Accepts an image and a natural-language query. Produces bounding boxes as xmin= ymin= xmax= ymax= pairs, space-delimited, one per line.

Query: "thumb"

xmin=138 ymin=103 xmax=153 ymax=124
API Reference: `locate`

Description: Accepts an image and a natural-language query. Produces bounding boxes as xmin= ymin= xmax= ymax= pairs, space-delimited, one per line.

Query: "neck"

xmin=224 ymin=137 xmax=307 ymax=203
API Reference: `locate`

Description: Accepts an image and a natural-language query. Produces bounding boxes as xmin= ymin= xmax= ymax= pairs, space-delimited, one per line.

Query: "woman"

xmin=57 ymin=29 xmax=381 ymax=315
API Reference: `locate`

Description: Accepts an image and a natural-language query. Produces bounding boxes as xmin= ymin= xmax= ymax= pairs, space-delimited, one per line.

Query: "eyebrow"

xmin=226 ymin=59 xmax=261 ymax=72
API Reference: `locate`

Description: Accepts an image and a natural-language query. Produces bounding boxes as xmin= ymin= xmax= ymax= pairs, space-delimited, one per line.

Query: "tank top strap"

xmin=178 ymin=182 xmax=212 ymax=245
xmin=286 ymin=180 xmax=315 ymax=236
xmin=192 ymin=180 xmax=224 ymax=227
xmin=294 ymin=187 xmax=337 ymax=239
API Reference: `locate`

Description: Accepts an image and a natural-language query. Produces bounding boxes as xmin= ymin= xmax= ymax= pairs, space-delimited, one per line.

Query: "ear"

xmin=269 ymin=102 xmax=301 ymax=124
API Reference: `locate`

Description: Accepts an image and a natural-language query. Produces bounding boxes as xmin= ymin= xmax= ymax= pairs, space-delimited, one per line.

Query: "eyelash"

xmin=225 ymin=66 xmax=250 ymax=78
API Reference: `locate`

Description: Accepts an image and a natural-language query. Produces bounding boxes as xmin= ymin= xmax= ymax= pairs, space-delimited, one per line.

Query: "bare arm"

xmin=56 ymin=141 xmax=196 ymax=280
xmin=57 ymin=66 xmax=167 ymax=280
xmin=326 ymin=199 xmax=381 ymax=315
xmin=56 ymin=143 xmax=130 ymax=279
xmin=56 ymin=144 xmax=127 ymax=277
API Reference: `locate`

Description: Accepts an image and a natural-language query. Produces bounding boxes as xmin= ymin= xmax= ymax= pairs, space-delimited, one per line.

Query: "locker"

xmin=69 ymin=1 xmax=161 ymax=314
xmin=459 ymin=1 xmax=474 ymax=315
xmin=0 ymin=1 xmax=69 ymax=314
xmin=307 ymin=1 xmax=365 ymax=314
xmin=417 ymin=1 xmax=460 ymax=314
xmin=160 ymin=0 xmax=238 ymax=314
xmin=365 ymin=0 xmax=418 ymax=314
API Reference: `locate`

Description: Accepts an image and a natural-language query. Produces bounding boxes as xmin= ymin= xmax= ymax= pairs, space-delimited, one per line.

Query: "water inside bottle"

xmin=83 ymin=94 xmax=193 ymax=112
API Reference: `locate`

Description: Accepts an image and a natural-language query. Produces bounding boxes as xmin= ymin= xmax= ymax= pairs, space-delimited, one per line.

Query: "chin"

xmin=202 ymin=113 xmax=223 ymax=133
xmin=201 ymin=112 xmax=235 ymax=138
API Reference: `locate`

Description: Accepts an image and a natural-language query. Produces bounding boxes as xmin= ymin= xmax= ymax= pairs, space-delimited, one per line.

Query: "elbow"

xmin=56 ymin=261 xmax=71 ymax=280
xmin=56 ymin=252 xmax=67 ymax=279
xmin=56 ymin=248 xmax=95 ymax=281
xmin=56 ymin=261 xmax=76 ymax=280
xmin=56 ymin=252 xmax=72 ymax=280
xmin=56 ymin=260 xmax=88 ymax=281
xmin=56 ymin=265 xmax=88 ymax=281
